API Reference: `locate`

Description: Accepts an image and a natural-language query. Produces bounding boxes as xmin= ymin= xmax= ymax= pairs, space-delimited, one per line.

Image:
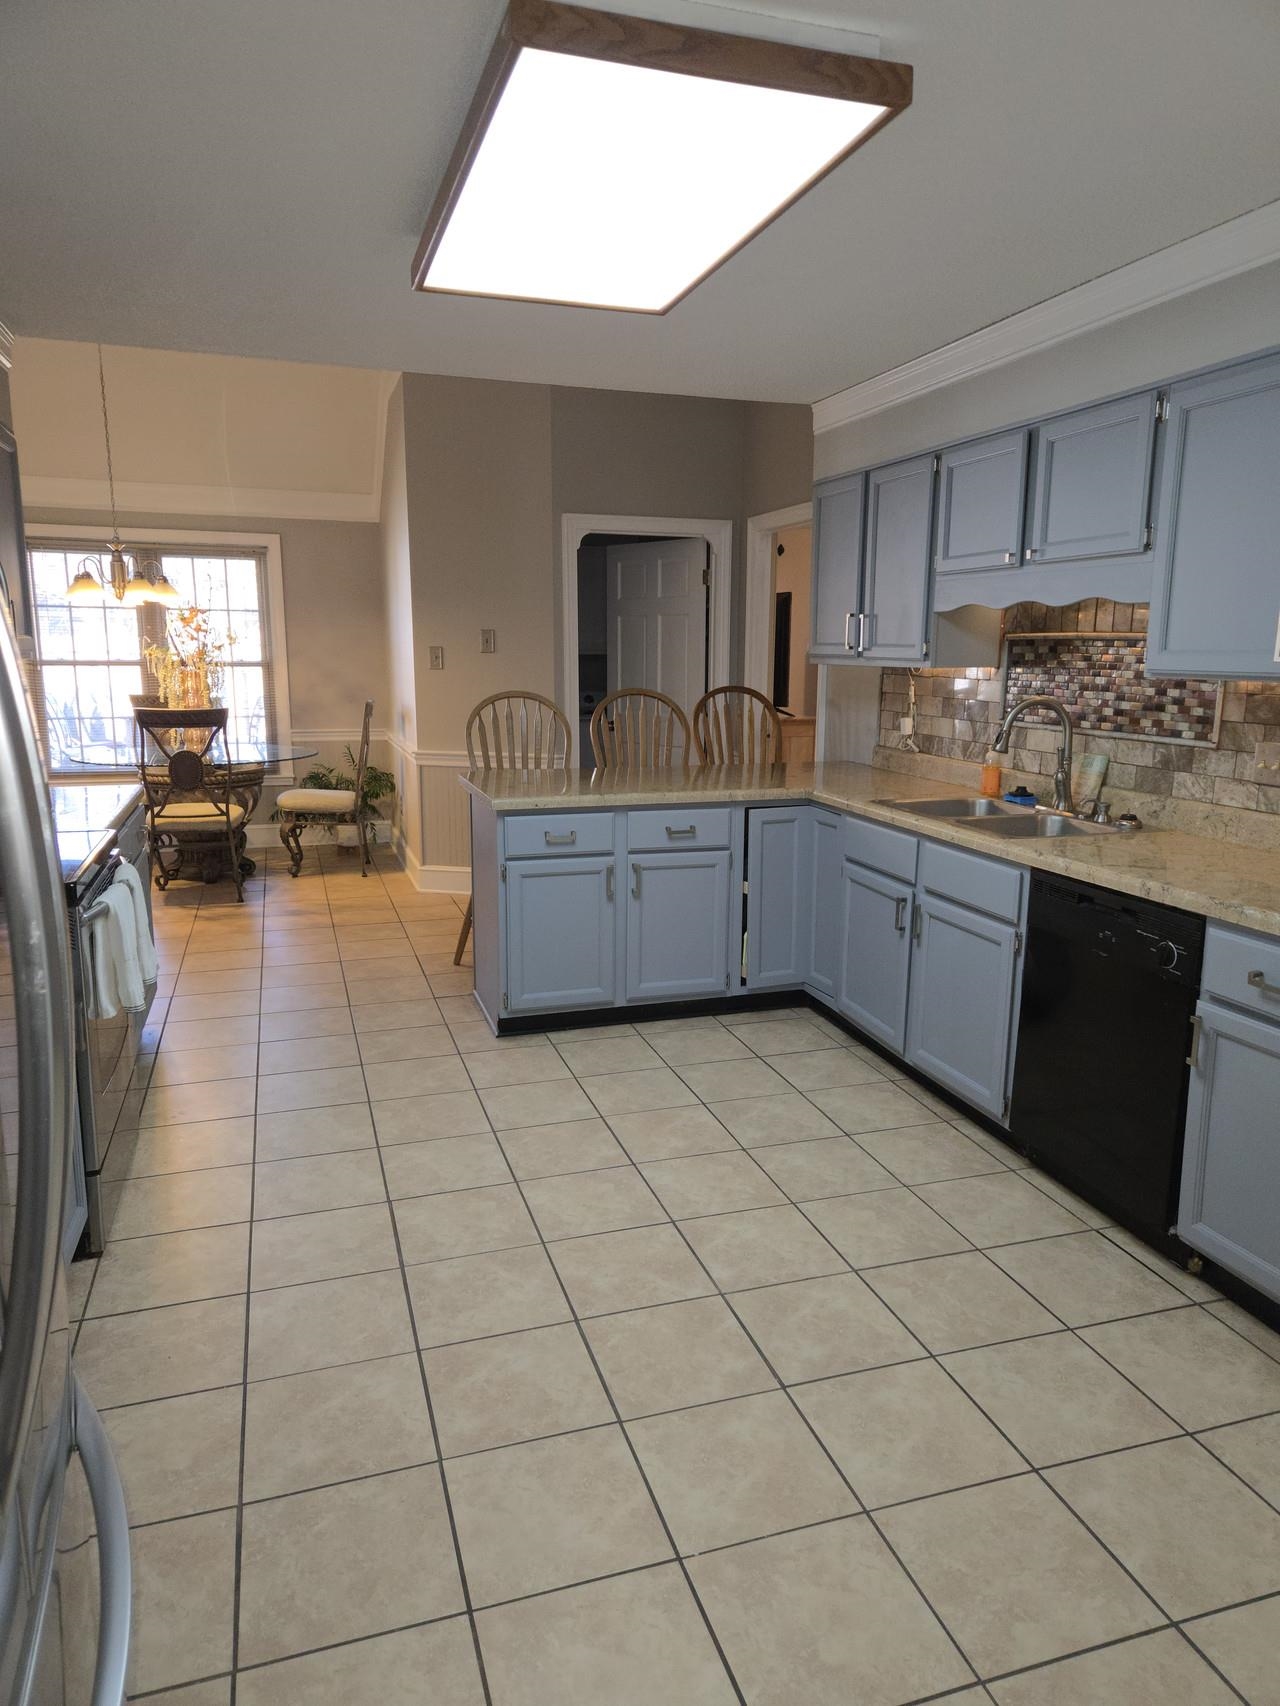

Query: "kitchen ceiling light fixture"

xmin=413 ymin=0 xmax=912 ymax=314
xmin=66 ymin=345 xmax=181 ymax=606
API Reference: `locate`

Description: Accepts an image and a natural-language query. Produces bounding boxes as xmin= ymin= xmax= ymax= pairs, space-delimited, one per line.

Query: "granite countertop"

xmin=49 ymin=781 xmax=145 ymax=884
xmin=462 ymin=760 xmax=1280 ymax=938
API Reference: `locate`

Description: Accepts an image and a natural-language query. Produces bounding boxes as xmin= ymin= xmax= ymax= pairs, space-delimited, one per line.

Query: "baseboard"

xmin=394 ymin=836 xmax=470 ymax=894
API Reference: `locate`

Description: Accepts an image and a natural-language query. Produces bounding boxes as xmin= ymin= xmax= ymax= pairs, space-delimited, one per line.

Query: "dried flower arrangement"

xmin=144 ymin=607 xmax=233 ymax=708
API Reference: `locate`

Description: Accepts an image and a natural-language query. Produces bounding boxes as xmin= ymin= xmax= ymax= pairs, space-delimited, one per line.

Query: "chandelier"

xmin=65 ymin=346 xmax=180 ymax=605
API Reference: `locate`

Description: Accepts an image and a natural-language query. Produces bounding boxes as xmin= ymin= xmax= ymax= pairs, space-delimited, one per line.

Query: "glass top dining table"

xmin=57 ymin=741 xmax=320 ymax=772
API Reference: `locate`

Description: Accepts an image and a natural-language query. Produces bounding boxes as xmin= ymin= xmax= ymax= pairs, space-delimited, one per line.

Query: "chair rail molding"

xmin=559 ymin=511 xmax=733 ymax=721
xmin=812 ymin=197 xmax=1280 ymax=434
xmin=744 ymin=501 xmax=811 ymax=696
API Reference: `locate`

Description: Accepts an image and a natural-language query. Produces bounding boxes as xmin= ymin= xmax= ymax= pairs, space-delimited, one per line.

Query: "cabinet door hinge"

xmin=500 ymin=862 xmax=507 ymax=882
xmin=701 ymin=564 xmax=712 ymax=587
xmin=1014 ymin=929 xmax=1024 ymax=955
xmin=1002 ymin=1092 xmax=1011 ymax=1121
xmin=1143 ymin=522 xmax=1154 ymax=550
xmin=725 ymin=973 xmax=731 ymax=991
xmin=1155 ymin=392 xmax=1169 ymax=422
xmin=502 ymin=992 xmax=509 ymax=1011
xmin=921 ymin=641 xmax=930 ymax=660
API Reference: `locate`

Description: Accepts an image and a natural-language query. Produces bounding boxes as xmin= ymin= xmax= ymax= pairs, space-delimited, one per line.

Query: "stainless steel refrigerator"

xmin=0 ymin=587 xmax=130 ymax=1701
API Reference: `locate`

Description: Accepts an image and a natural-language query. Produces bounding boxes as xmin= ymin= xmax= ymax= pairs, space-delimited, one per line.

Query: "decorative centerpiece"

xmin=144 ymin=607 xmax=231 ymax=712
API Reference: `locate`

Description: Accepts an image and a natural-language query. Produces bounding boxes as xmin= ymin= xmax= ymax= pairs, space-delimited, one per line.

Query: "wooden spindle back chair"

xmin=589 ymin=688 xmax=691 ymax=769
xmin=692 ymin=686 xmax=783 ymax=766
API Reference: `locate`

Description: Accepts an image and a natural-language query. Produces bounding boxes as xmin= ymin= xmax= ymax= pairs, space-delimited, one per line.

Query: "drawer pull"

xmin=665 ymin=825 xmax=697 ymax=839
xmin=631 ymin=863 xmax=641 ymax=899
xmin=1247 ymin=969 xmax=1280 ymax=998
xmin=544 ymin=830 xmax=577 ymax=846
xmin=894 ymin=895 xmax=908 ymax=935
xmin=605 ymin=865 xmax=614 ymax=902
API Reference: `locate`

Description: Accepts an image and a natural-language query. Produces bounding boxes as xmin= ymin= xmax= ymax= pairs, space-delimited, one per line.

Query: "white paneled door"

xmin=605 ymin=537 xmax=708 ymax=716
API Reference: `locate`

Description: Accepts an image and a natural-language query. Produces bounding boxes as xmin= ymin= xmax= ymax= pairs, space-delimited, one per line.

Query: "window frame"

xmin=25 ymin=524 xmax=293 ymax=780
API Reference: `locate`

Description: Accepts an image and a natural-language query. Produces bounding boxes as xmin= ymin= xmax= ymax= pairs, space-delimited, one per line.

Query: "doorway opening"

xmin=744 ymin=503 xmax=816 ymax=763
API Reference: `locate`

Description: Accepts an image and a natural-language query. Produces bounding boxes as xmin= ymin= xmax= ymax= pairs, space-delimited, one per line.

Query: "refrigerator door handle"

xmin=0 ymin=615 xmax=74 ymax=1522
xmin=72 ymin=1377 xmax=131 ymax=1706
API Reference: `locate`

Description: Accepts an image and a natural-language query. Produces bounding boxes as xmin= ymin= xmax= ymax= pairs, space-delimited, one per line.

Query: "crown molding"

xmin=0 ymin=321 xmax=13 ymax=371
xmin=20 ymin=474 xmax=380 ymax=523
xmin=812 ymin=198 xmax=1280 ymax=435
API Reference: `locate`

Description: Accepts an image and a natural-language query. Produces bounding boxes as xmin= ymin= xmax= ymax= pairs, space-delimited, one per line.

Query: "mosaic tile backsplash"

xmin=875 ymin=602 xmax=1280 ymax=820
xmin=1005 ymin=633 xmax=1221 ymax=742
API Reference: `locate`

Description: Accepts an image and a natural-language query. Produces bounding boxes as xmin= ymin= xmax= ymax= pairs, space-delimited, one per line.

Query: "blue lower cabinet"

xmin=838 ymin=861 xmax=914 ymax=1053
xmin=746 ymin=808 xmax=807 ymax=990
xmin=807 ymin=811 xmax=843 ymax=999
xmin=1178 ymin=998 xmax=1280 ymax=1303
xmin=905 ymin=893 xmax=1020 ymax=1118
xmin=504 ymin=856 xmax=617 ymax=1013
xmin=626 ymin=850 xmax=733 ymax=1001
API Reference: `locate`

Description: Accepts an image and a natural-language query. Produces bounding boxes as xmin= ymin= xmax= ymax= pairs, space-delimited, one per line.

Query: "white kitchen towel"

xmin=112 ymin=859 xmax=158 ymax=986
xmin=86 ymin=872 xmax=155 ymax=1018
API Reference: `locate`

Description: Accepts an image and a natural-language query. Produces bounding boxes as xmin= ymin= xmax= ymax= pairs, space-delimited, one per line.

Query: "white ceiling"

xmin=2 ymin=0 xmax=1278 ymax=403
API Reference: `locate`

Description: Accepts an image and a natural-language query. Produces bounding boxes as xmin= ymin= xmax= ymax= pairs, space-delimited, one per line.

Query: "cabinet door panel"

xmin=626 ymin=851 xmax=732 ymax=1001
xmin=839 ymin=862 xmax=913 ymax=1053
xmin=746 ymin=808 xmax=806 ymax=990
xmin=935 ymin=430 xmax=1028 ymax=575
xmin=811 ymin=473 xmax=865 ymax=658
xmin=906 ymin=895 xmax=1019 ymax=1118
xmin=505 ymin=857 xmax=616 ymax=1013
xmin=1147 ymin=353 xmax=1280 ymax=679
xmin=1178 ymin=998 xmax=1280 ymax=1302
xmin=862 ymin=455 xmax=934 ymax=663
xmin=807 ymin=811 xmax=842 ymax=1000
xmin=1027 ymin=392 xmax=1157 ymax=564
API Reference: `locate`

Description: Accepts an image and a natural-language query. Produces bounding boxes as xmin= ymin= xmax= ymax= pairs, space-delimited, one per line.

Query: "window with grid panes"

xmin=30 ymin=544 xmax=277 ymax=768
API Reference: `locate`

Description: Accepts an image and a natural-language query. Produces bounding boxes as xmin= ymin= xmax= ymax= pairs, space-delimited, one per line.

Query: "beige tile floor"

xmin=70 ymin=848 xmax=1280 ymax=1706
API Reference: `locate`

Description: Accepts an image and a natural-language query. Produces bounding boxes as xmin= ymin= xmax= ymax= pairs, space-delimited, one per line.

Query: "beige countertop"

xmin=462 ymin=761 xmax=1280 ymax=938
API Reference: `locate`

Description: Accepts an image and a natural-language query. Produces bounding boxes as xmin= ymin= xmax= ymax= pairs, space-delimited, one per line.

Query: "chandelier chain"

xmin=96 ymin=343 xmax=119 ymax=536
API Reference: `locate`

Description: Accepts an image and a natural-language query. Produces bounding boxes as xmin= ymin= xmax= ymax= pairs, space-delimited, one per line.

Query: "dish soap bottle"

xmin=980 ymin=748 xmax=1003 ymax=798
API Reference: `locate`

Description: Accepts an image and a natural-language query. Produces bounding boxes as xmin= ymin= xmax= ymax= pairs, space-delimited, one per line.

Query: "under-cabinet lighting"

xmin=413 ymin=0 xmax=912 ymax=314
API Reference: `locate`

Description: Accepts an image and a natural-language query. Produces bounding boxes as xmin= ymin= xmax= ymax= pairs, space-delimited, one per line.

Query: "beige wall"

xmin=744 ymin=401 xmax=814 ymax=517
xmin=773 ymin=523 xmax=816 ymax=716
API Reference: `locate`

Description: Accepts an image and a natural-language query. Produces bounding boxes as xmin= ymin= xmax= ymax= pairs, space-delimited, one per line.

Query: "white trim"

xmin=293 ymin=725 xmax=392 ymax=747
xmin=25 ymin=522 xmax=294 ymax=754
xmin=369 ymin=370 xmax=399 ymax=522
xmin=812 ymin=197 xmax=1280 ymax=434
xmin=743 ymin=502 xmax=811 ymax=695
xmin=559 ymin=512 xmax=733 ymax=724
xmin=21 ymin=474 xmax=380 ymax=523
xmin=0 ymin=321 xmax=13 ymax=372
xmin=395 ymin=838 xmax=470 ymax=894
xmin=814 ymin=663 xmax=828 ymax=762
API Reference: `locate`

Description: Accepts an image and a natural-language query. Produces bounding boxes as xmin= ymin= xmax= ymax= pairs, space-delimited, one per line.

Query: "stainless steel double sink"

xmin=871 ymin=796 xmax=1120 ymax=839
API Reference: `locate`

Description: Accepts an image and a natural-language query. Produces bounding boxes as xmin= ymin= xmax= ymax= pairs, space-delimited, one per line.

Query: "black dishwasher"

xmin=1009 ymin=873 xmax=1204 ymax=1252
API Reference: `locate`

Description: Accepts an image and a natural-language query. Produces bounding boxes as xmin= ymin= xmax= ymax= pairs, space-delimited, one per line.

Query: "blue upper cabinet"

xmin=811 ymin=472 xmax=865 ymax=659
xmin=935 ymin=429 xmax=1028 ymax=575
xmin=1146 ymin=352 xmax=1280 ymax=680
xmin=1026 ymin=392 xmax=1158 ymax=565
xmin=861 ymin=455 xmax=935 ymax=663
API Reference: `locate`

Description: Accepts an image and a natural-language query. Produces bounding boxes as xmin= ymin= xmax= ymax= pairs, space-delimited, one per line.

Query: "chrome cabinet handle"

xmin=1248 ymin=969 xmax=1280 ymax=998
xmin=665 ymin=825 xmax=697 ymax=839
xmin=911 ymin=899 xmax=923 ymax=944
xmin=544 ymin=830 xmax=576 ymax=846
xmin=631 ymin=863 xmax=641 ymax=899
xmin=894 ymin=895 xmax=908 ymax=935
xmin=1187 ymin=1013 xmax=1203 ymax=1070
xmin=856 ymin=613 xmax=868 ymax=655
xmin=74 ymin=1377 xmax=132 ymax=1706
xmin=605 ymin=865 xmax=614 ymax=902
xmin=843 ymin=612 xmax=854 ymax=650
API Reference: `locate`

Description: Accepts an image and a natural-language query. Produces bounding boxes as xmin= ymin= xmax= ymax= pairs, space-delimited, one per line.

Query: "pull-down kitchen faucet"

xmin=991 ymin=696 xmax=1075 ymax=815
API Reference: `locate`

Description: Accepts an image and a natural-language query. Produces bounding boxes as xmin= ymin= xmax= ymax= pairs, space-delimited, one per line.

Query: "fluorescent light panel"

xmin=414 ymin=4 xmax=912 ymax=314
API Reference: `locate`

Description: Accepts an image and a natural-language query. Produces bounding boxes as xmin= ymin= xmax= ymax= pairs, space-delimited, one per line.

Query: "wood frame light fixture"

xmin=412 ymin=0 xmax=912 ymax=314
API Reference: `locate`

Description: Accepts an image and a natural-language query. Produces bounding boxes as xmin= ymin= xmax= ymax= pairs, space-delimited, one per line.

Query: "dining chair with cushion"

xmin=275 ymin=700 xmax=375 ymax=878
xmin=135 ymin=707 xmax=246 ymax=902
xmin=589 ymin=688 xmax=691 ymax=769
xmin=455 ymin=690 xmax=573 ymax=964
xmin=693 ymin=685 xmax=783 ymax=766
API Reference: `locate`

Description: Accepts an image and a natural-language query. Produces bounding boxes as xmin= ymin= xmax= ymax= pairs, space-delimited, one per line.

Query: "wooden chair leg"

xmin=454 ymin=896 xmax=473 ymax=965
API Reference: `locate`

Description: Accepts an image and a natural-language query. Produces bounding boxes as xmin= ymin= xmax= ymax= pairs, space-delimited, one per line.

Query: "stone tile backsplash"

xmin=875 ymin=602 xmax=1280 ymax=847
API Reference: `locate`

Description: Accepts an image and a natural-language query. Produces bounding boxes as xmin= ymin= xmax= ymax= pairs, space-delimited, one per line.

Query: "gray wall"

xmin=815 ymin=258 xmax=1280 ymax=480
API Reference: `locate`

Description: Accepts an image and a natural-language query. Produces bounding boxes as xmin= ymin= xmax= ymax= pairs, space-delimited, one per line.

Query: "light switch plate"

xmin=429 ymin=646 xmax=444 ymax=670
xmin=480 ymin=629 xmax=496 ymax=654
